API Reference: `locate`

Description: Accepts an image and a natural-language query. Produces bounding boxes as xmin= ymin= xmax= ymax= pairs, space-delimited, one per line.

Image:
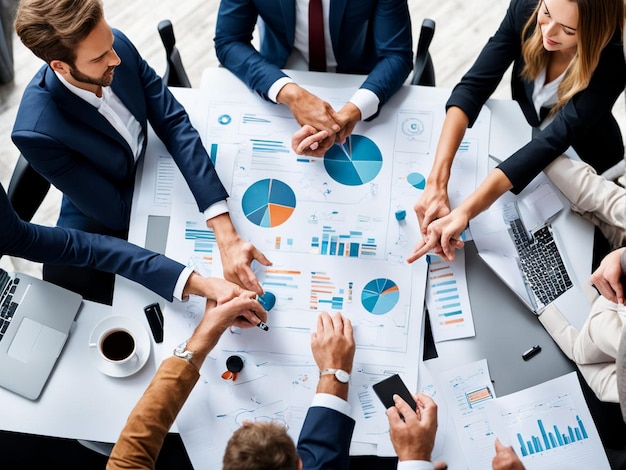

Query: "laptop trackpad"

xmin=8 ymin=318 xmax=66 ymax=363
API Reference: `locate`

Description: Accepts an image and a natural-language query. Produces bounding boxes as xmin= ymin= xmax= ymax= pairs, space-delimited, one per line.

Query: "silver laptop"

xmin=0 ymin=269 xmax=82 ymax=400
xmin=470 ymin=196 xmax=591 ymax=319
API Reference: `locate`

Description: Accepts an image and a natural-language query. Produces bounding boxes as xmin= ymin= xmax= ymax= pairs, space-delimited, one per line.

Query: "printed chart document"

xmin=437 ymin=359 xmax=497 ymax=469
xmin=425 ymin=251 xmax=475 ymax=342
xmin=163 ymin=70 xmax=491 ymax=467
xmin=485 ymin=372 xmax=610 ymax=469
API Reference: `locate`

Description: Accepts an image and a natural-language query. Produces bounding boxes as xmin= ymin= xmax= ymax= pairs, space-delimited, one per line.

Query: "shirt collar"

xmin=54 ymin=70 xmax=104 ymax=109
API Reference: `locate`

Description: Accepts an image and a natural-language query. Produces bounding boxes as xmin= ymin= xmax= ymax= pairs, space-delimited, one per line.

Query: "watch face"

xmin=335 ymin=369 xmax=350 ymax=383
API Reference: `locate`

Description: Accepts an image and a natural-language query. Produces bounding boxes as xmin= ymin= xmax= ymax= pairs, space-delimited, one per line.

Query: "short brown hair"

xmin=222 ymin=421 xmax=300 ymax=470
xmin=14 ymin=0 xmax=104 ymax=65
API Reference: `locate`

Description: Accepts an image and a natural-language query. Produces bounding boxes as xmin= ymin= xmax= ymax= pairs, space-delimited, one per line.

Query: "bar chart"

xmin=517 ymin=416 xmax=588 ymax=456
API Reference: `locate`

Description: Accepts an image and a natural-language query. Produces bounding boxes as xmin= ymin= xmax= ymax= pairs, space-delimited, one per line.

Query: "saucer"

xmin=89 ymin=316 xmax=151 ymax=378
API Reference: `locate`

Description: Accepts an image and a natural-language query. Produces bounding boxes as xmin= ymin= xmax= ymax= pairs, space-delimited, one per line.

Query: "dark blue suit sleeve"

xmin=356 ymin=0 xmax=413 ymax=111
xmin=214 ymin=0 xmax=290 ymax=101
xmin=113 ymin=31 xmax=229 ymax=213
xmin=0 ymin=185 xmax=184 ymax=301
xmin=297 ymin=406 xmax=355 ymax=470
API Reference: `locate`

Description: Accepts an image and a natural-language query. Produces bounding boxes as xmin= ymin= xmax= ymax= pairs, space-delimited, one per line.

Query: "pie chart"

xmin=407 ymin=172 xmax=426 ymax=190
xmin=361 ymin=278 xmax=400 ymax=315
xmin=241 ymin=179 xmax=296 ymax=228
xmin=324 ymin=135 xmax=382 ymax=186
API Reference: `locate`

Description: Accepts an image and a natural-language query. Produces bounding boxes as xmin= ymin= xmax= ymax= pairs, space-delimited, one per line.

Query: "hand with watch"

xmin=172 ymin=294 xmax=267 ymax=371
xmin=311 ymin=311 xmax=355 ymax=400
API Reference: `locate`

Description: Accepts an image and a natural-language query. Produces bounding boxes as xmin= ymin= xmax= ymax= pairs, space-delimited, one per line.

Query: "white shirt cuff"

xmin=203 ymin=200 xmax=229 ymax=222
xmin=397 ymin=461 xmax=434 ymax=470
xmin=349 ymin=88 xmax=379 ymax=121
xmin=173 ymin=267 xmax=194 ymax=301
xmin=311 ymin=393 xmax=352 ymax=417
xmin=268 ymin=77 xmax=295 ymax=103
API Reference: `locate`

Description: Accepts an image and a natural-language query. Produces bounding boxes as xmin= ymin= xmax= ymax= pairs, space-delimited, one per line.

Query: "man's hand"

xmin=590 ymin=247 xmax=625 ymax=304
xmin=292 ymin=125 xmax=331 ymax=156
xmin=208 ymin=213 xmax=271 ymax=295
xmin=278 ymin=83 xmax=340 ymax=141
xmin=407 ymin=208 xmax=467 ymax=263
xmin=492 ymin=438 xmax=525 ymax=470
xmin=387 ymin=393 xmax=438 ymax=462
xmin=182 ymin=273 xmax=257 ymax=305
xmin=311 ymin=312 xmax=355 ymax=400
xmin=333 ymin=102 xmax=361 ymax=145
xmin=185 ymin=295 xmax=267 ymax=369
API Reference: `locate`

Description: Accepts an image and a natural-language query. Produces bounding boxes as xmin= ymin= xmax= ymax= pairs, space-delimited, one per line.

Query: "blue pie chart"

xmin=407 ymin=172 xmax=426 ymax=190
xmin=241 ymin=179 xmax=296 ymax=228
xmin=361 ymin=278 xmax=400 ymax=315
xmin=324 ymin=135 xmax=382 ymax=186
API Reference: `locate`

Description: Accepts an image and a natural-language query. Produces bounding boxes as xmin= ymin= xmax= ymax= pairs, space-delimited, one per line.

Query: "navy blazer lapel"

xmin=279 ymin=0 xmax=296 ymax=46
xmin=329 ymin=0 xmax=348 ymax=52
xmin=45 ymin=67 xmax=132 ymax=153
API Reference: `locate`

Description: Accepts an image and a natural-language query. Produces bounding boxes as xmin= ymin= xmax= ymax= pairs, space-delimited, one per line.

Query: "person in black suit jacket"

xmin=409 ymin=0 xmax=625 ymax=263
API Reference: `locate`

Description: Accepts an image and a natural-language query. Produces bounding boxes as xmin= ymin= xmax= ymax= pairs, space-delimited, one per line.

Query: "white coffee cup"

xmin=90 ymin=327 xmax=138 ymax=365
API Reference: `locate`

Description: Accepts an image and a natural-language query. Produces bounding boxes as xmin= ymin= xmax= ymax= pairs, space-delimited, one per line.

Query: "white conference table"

xmin=0 ymin=70 xmax=594 ymax=449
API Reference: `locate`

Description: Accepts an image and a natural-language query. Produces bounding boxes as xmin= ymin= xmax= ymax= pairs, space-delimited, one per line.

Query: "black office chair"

xmin=411 ymin=18 xmax=436 ymax=87
xmin=7 ymin=154 xmax=50 ymax=222
xmin=157 ymin=19 xmax=191 ymax=88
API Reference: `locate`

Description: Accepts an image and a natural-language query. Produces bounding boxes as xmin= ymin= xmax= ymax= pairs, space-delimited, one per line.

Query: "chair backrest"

xmin=411 ymin=18 xmax=436 ymax=87
xmin=7 ymin=154 xmax=51 ymax=222
xmin=157 ymin=19 xmax=191 ymax=88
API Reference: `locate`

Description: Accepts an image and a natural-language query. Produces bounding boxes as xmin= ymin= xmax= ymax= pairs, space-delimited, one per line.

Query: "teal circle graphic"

xmin=324 ymin=135 xmax=382 ymax=186
xmin=407 ymin=172 xmax=426 ymax=190
xmin=361 ymin=278 xmax=400 ymax=315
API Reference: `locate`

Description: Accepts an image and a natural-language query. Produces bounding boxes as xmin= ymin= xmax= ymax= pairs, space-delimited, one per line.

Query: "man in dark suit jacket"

xmin=215 ymin=0 xmax=413 ymax=156
xmin=11 ymin=0 xmax=270 ymax=295
xmin=0 ymin=182 xmax=260 ymax=306
xmin=107 ymin=310 xmax=355 ymax=470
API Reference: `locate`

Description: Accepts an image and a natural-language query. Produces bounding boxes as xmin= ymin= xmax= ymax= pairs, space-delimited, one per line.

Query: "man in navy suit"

xmin=0 ymin=181 xmax=262 ymax=309
xmin=107 ymin=310 xmax=355 ymax=469
xmin=11 ymin=0 xmax=270 ymax=296
xmin=215 ymin=0 xmax=413 ymax=156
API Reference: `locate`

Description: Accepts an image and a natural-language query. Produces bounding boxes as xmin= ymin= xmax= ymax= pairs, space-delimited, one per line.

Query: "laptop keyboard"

xmin=504 ymin=204 xmax=573 ymax=310
xmin=0 ymin=269 xmax=19 ymax=341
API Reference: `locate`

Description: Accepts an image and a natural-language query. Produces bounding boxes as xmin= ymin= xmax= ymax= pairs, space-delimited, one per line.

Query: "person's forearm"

xmin=427 ymin=107 xmax=470 ymax=190
xmin=107 ymin=358 xmax=199 ymax=470
xmin=207 ymin=212 xmax=238 ymax=246
xmin=457 ymin=169 xmax=513 ymax=220
xmin=316 ymin=375 xmax=349 ymax=401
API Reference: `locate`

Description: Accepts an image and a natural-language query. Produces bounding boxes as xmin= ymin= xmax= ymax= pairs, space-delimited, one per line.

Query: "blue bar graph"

xmin=185 ymin=222 xmax=216 ymax=254
xmin=517 ymin=416 xmax=589 ymax=456
xmin=310 ymin=226 xmax=378 ymax=257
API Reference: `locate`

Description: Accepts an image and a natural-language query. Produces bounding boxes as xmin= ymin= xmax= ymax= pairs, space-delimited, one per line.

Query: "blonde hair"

xmin=222 ymin=421 xmax=299 ymax=470
xmin=14 ymin=0 xmax=104 ymax=65
xmin=521 ymin=0 xmax=623 ymax=114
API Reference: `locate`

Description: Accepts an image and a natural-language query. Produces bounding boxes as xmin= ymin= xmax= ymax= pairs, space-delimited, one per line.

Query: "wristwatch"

xmin=319 ymin=368 xmax=350 ymax=383
xmin=173 ymin=341 xmax=194 ymax=363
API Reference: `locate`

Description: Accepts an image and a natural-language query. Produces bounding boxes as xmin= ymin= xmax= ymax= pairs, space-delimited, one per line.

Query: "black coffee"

xmin=101 ymin=330 xmax=135 ymax=361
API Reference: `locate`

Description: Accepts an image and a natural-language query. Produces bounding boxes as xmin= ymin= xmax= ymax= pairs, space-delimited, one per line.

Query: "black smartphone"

xmin=372 ymin=373 xmax=417 ymax=411
xmin=144 ymin=302 xmax=164 ymax=343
